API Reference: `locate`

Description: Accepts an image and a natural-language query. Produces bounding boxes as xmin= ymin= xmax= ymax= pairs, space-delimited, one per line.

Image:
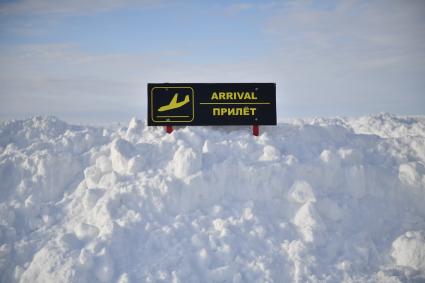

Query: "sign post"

xmin=148 ymin=83 xmax=276 ymax=135
xmin=253 ymin=125 xmax=259 ymax=136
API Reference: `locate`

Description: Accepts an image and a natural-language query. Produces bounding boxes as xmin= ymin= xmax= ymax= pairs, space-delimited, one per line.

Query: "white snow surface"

xmin=1 ymin=113 xmax=425 ymax=283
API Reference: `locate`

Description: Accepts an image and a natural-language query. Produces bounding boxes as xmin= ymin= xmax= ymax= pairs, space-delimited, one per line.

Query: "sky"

xmin=0 ymin=0 xmax=424 ymax=123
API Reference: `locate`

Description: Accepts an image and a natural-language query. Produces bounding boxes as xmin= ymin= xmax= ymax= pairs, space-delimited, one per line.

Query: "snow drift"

xmin=0 ymin=113 xmax=424 ymax=283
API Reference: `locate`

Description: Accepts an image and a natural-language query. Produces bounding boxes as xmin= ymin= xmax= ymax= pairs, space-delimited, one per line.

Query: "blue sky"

xmin=0 ymin=0 xmax=424 ymax=122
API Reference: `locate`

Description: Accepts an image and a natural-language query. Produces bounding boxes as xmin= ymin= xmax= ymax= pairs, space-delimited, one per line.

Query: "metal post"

xmin=253 ymin=125 xmax=259 ymax=136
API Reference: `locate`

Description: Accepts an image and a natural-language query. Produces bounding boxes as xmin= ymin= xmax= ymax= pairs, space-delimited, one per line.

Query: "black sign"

xmin=147 ymin=83 xmax=276 ymax=126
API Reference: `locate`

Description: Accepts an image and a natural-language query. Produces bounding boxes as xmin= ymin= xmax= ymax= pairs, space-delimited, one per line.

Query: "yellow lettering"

xmin=213 ymin=108 xmax=220 ymax=116
xmin=212 ymin=107 xmax=257 ymax=116
xmin=210 ymin=91 xmax=259 ymax=101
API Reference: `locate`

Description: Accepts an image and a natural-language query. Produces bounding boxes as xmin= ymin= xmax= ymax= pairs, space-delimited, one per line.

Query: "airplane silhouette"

xmin=158 ymin=93 xmax=190 ymax=112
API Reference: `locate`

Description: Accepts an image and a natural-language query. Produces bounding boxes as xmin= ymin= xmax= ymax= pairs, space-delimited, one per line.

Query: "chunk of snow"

xmin=392 ymin=231 xmax=425 ymax=272
xmin=399 ymin=162 xmax=421 ymax=187
xmin=293 ymin=202 xmax=326 ymax=245
xmin=168 ymin=145 xmax=201 ymax=179
xmin=110 ymin=138 xmax=135 ymax=174
xmin=289 ymin=180 xmax=316 ymax=203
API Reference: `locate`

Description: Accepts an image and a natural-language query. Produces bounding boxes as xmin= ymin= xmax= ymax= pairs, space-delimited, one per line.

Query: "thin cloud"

xmin=0 ymin=0 xmax=162 ymax=15
xmin=225 ymin=1 xmax=277 ymax=15
xmin=266 ymin=0 xmax=425 ymax=72
xmin=0 ymin=43 xmax=279 ymax=121
xmin=225 ymin=3 xmax=254 ymax=14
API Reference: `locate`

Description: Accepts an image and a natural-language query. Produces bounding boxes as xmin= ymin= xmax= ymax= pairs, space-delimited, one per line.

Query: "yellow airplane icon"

xmin=158 ymin=93 xmax=190 ymax=112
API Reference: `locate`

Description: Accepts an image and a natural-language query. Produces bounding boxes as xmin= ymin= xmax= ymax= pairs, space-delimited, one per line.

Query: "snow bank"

xmin=1 ymin=114 xmax=424 ymax=282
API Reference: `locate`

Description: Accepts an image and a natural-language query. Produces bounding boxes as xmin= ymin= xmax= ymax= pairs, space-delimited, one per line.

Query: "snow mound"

xmin=1 ymin=114 xmax=425 ymax=282
xmin=348 ymin=113 xmax=425 ymax=138
xmin=392 ymin=231 xmax=425 ymax=271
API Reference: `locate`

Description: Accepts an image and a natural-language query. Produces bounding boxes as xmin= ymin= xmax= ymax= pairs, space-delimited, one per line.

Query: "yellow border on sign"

xmin=151 ymin=86 xmax=195 ymax=123
xmin=199 ymin=102 xmax=271 ymax=105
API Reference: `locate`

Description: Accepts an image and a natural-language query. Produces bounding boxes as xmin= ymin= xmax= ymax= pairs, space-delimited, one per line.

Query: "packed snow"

xmin=0 ymin=113 xmax=425 ymax=283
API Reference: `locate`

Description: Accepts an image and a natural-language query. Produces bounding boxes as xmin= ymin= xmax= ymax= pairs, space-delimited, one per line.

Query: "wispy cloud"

xmin=0 ymin=43 xmax=274 ymax=121
xmin=267 ymin=0 xmax=425 ymax=71
xmin=225 ymin=3 xmax=254 ymax=14
xmin=258 ymin=0 xmax=425 ymax=113
xmin=0 ymin=0 xmax=161 ymax=15
xmin=225 ymin=1 xmax=277 ymax=15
